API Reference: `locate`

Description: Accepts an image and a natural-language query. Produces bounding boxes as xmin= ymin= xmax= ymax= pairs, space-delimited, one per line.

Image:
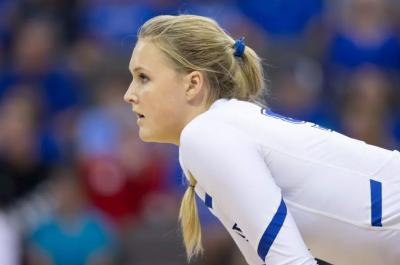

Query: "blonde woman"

xmin=123 ymin=14 xmax=400 ymax=265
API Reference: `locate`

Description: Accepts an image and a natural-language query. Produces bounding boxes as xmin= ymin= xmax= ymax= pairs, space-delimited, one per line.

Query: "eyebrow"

xmin=129 ymin=66 xmax=149 ymax=74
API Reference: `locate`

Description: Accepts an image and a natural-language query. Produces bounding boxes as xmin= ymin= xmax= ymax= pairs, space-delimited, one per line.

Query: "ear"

xmin=184 ymin=71 xmax=206 ymax=102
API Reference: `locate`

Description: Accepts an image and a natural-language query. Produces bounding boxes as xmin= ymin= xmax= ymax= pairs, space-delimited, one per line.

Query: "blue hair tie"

xmin=233 ymin=37 xmax=245 ymax=58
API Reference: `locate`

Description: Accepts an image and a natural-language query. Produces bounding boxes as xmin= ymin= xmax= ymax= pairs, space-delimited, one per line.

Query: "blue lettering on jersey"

xmin=258 ymin=198 xmax=287 ymax=261
xmin=370 ymin=179 xmax=383 ymax=227
xmin=205 ymin=193 xmax=213 ymax=209
xmin=261 ymin=108 xmax=306 ymax=124
xmin=311 ymin=123 xmax=333 ymax=132
xmin=261 ymin=108 xmax=333 ymax=132
xmin=232 ymin=223 xmax=249 ymax=242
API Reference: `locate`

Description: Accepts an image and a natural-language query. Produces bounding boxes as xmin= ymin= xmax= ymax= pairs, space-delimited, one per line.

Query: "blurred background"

xmin=0 ymin=0 xmax=399 ymax=264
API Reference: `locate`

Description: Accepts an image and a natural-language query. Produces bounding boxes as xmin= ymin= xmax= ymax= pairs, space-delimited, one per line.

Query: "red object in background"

xmin=79 ymin=155 xmax=167 ymax=227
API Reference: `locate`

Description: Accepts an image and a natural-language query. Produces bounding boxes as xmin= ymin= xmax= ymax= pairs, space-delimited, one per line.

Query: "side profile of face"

xmin=124 ymin=39 xmax=204 ymax=145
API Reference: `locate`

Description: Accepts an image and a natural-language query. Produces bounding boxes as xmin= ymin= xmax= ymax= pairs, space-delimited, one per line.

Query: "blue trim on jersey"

xmin=257 ymin=198 xmax=287 ymax=261
xmin=205 ymin=193 xmax=213 ymax=209
xmin=370 ymin=179 xmax=382 ymax=227
xmin=261 ymin=108 xmax=306 ymax=124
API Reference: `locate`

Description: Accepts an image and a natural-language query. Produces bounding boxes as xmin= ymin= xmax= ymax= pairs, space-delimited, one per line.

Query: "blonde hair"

xmin=138 ymin=14 xmax=266 ymax=261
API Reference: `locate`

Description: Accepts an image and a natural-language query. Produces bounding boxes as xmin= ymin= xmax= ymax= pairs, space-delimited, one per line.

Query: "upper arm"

xmin=180 ymin=120 xmax=316 ymax=264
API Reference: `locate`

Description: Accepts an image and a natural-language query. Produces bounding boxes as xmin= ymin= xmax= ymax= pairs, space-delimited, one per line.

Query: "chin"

xmin=138 ymin=130 xmax=174 ymax=144
xmin=138 ymin=130 xmax=153 ymax=142
xmin=138 ymin=129 xmax=159 ymax=143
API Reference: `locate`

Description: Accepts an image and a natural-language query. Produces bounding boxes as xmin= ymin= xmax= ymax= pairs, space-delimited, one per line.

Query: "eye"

xmin=138 ymin=73 xmax=149 ymax=83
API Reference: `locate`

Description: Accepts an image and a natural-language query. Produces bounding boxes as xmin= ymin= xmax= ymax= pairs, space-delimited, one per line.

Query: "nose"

xmin=123 ymin=81 xmax=139 ymax=104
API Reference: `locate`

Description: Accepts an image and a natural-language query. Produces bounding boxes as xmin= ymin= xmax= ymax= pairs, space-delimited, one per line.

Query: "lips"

xmin=133 ymin=110 xmax=145 ymax=119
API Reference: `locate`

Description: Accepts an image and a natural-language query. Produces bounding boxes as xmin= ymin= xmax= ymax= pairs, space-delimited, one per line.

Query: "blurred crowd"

xmin=0 ymin=0 xmax=399 ymax=265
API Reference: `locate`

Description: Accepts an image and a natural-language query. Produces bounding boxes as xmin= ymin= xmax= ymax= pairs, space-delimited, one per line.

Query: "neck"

xmin=174 ymin=103 xmax=210 ymax=146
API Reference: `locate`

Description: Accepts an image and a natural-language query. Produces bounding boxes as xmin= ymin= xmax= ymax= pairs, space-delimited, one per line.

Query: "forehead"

xmin=129 ymin=39 xmax=171 ymax=72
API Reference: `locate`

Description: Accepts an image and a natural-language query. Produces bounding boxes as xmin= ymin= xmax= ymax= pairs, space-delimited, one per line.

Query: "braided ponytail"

xmin=179 ymin=172 xmax=203 ymax=261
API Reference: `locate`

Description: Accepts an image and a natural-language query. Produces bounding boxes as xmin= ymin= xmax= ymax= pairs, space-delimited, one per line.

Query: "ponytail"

xmin=179 ymin=172 xmax=203 ymax=261
xmin=233 ymin=44 xmax=265 ymax=102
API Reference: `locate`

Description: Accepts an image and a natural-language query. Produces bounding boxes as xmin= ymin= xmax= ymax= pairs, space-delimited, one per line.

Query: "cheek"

xmin=161 ymin=95 xmax=186 ymax=121
xmin=146 ymin=86 xmax=185 ymax=119
xmin=152 ymin=103 xmax=182 ymax=129
xmin=146 ymin=97 xmax=185 ymax=138
xmin=139 ymin=78 xmax=186 ymax=136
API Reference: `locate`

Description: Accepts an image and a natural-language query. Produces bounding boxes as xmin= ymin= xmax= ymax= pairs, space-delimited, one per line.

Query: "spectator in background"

xmin=78 ymin=0 xmax=155 ymax=51
xmin=234 ymin=0 xmax=326 ymax=59
xmin=270 ymin=56 xmax=338 ymax=130
xmin=26 ymin=165 xmax=116 ymax=265
xmin=75 ymin=75 xmax=172 ymax=227
xmin=75 ymin=75 xmax=184 ymax=264
xmin=339 ymin=66 xmax=399 ymax=149
xmin=0 ymin=0 xmax=18 ymax=68
xmin=0 ymin=17 xmax=85 ymax=163
xmin=67 ymin=37 xmax=110 ymax=94
xmin=0 ymin=87 xmax=50 ymax=207
xmin=0 ymin=210 xmax=19 ymax=265
xmin=0 ymin=18 xmax=82 ymax=116
xmin=235 ymin=0 xmax=325 ymax=39
xmin=0 ymin=193 xmax=19 ymax=265
xmin=389 ymin=0 xmax=400 ymax=30
xmin=327 ymin=0 xmax=400 ymax=72
xmin=15 ymin=0 xmax=79 ymax=43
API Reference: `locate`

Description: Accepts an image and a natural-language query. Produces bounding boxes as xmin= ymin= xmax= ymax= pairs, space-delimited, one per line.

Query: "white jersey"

xmin=179 ymin=98 xmax=400 ymax=265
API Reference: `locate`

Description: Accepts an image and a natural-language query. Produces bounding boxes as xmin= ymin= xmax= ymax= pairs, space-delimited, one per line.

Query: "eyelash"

xmin=138 ymin=73 xmax=149 ymax=83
